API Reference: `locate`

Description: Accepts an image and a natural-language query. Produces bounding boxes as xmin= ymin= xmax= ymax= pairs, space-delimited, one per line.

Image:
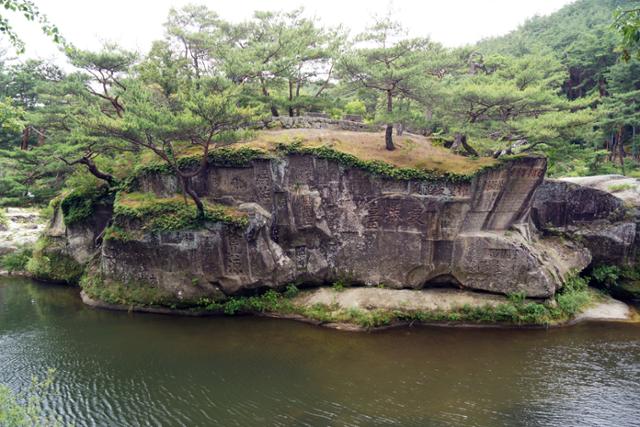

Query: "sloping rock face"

xmin=99 ymin=154 xmax=588 ymax=299
xmin=559 ymin=175 xmax=640 ymax=206
xmin=47 ymin=202 xmax=113 ymax=264
xmin=532 ymin=179 xmax=636 ymax=265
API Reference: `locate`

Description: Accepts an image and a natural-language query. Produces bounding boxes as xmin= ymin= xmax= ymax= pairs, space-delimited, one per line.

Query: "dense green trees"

xmin=338 ymin=17 xmax=432 ymax=150
xmin=2 ymin=0 xmax=640 ymax=206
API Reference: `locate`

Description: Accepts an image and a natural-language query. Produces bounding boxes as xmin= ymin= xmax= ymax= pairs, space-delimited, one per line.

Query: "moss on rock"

xmin=112 ymin=192 xmax=248 ymax=232
xmin=26 ymin=237 xmax=83 ymax=284
xmin=60 ymin=185 xmax=112 ymax=227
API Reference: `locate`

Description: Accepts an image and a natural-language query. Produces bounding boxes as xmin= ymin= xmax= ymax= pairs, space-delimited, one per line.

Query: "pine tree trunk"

xmin=385 ymin=125 xmax=394 ymax=150
xmin=619 ymin=127 xmax=626 ymax=175
xmin=37 ymin=128 xmax=45 ymax=146
xmin=181 ymin=176 xmax=205 ymax=219
xmin=20 ymin=126 xmax=30 ymax=150
xmin=288 ymin=80 xmax=294 ymax=117
xmin=385 ymin=90 xmax=395 ymax=150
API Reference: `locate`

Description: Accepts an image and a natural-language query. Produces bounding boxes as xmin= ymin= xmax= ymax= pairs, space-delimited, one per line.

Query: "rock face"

xmin=46 ymin=202 xmax=113 ymax=264
xmin=532 ymin=179 xmax=636 ymax=265
xmin=98 ymin=154 xmax=588 ymax=299
xmin=559 ymin=175 xmax=640 ymax=206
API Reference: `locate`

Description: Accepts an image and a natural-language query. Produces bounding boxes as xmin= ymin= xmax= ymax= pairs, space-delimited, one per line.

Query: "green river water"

xmin=1 ymin=276 xmax=639 ymax=427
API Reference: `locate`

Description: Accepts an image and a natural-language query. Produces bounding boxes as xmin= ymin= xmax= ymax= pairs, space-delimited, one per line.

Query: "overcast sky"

xmin=9 ymin=0 xmax=576 ymax=61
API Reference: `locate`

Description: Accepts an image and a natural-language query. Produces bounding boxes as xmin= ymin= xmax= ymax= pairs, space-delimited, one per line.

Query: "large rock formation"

xmin=93 ymin=153 xmax=588 ymax=300
xmin=532 ymin=179 xmax=637 ymax=265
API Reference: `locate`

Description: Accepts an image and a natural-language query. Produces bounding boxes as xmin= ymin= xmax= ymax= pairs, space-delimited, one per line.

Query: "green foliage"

xmin=113 ymin=192 xmax=248 ymax=232
xmin=343 ymin=100 xmax=366 ymax=116
xmin=591 ymin=264 xmax=621 ymax=288
xmin=0 ymin=97 xmax=24 ymax=132
xmin=0 ymin=0 xmax=66 ymax=54
xmin=613 ymin=4 xmax=640 ymax=61
xmin=331 ymin=280 xmax=346 ymax=292
xmin=608 ymin=183 xmax=635 ymax=192
xmin=81 ymin=269 xmax=595 ymax=328
xmin=60 ymin=184 xmax=110 ymax=226
xmin=81 ymin=270 xmax=176 ymax=308
xmin=25 ymin=237 xmax=83 ymax=284
xmin=102 ymin=225 xmax=138 ymax=243
xmin=0 ymin=368 xmax=59 ymax=427
xmin=129 ymin=147 xmax=268 ymax=185
xmin=0 ymin=246 xmax=32 ymax=273
xmin=4 ymin=0 xmax=640 ymax=212
xmin=284 ymin=283 xmax=300 ymax=298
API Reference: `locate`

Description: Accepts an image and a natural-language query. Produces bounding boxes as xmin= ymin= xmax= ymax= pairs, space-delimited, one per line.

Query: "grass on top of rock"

xmin=607 ymin=183 xmax=636 ymax=193
xmin=112 ymin=191 xmax=248 ymax=233
xmin=130 ymin=128 xmax=500 ymax=185
xmin=238 ymin=129 xmax=498 ymax=178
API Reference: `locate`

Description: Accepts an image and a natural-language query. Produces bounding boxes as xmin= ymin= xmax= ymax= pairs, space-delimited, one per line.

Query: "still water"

xmin=1 ymin=276 xmax=640 ymax=427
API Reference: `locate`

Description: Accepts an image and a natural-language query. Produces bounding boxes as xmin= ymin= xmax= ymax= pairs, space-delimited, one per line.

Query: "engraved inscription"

xmin=225 ymin=235 xmax=244 ymax=274
xmin=296 ymin=195 xmax=315 ymax=228
xmin=419 ymin=182 xmax=445 ymax=196
xmin=295 ymin=246 xmax=307 ymax=270
xmin=487 ymin=248 xmax=516 ymax=260
xmin=366 ymin=201 xmax=382 ymax=229
xmin=231 ymin=176 xmax=248 ymax=191
xmin=406 ymin=206 xmax=426 ymax=226
xmin=254 ymin=168 xmax=272 ymax=204
xmin=484 ymin=179 xmax=505 ymax=191
xmin=510 ymin=167 xmax=545 ymax=179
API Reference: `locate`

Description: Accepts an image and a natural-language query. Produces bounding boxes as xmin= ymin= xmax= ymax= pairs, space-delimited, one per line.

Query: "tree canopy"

xmin=2 ymin=0 xmax=640 ymax=206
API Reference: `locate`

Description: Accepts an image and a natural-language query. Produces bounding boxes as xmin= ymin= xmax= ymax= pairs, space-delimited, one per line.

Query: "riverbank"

xmin=0 ymin=207 xmax=44 ymax=257
xmin=79 ymin=285 xmax=639 ymax=332
xmin=4 ymin=275 xmax=640 ymax=427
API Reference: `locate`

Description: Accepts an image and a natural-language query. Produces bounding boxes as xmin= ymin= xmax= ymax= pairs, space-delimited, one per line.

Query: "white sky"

xmin=8 ymin=0 xmax=575 ymax=62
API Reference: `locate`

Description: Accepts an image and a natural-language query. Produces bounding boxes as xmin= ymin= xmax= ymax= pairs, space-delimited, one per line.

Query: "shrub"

xmin=284 ymin=284 xmax=300 ymax=298
xmin=0 ymin=247 xmax=33 ymax=273
xmin=344 ymin=99 xmax=366 ymax=116
xmin=60 ymin=185 xmax=111 ymax=226
xmin=590 ymin=265 xmax=619 ymax=289
xmin=0 ymin=368 xmax=59 ymax=427
xmin=26 ymin=237 xmax=83 ymax=284
xmin=608 ymin=183 xmax=635 ymax=193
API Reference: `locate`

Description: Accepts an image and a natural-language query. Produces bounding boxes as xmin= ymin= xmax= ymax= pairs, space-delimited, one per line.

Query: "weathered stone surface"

xmin=46 ymin=202 xmax=112 ymax=264
xmin=532 ymin=180 xmax=626 ymax=227
xmin=98 ymin=154 xmax=588 ymax=299
xmin=294 ymin=287 xmax=508 ymax=312
xmin=559 ymin=175 xmax=640 ymax=206
xmin=532 ymin=179 xmax=636 ymax=265
xmin=572 ymin=295 xmax=634 ymax=323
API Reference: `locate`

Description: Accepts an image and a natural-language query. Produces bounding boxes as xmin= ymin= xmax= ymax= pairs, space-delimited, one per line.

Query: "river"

xmin=1 ymin=276 xmax=639 ymax=427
